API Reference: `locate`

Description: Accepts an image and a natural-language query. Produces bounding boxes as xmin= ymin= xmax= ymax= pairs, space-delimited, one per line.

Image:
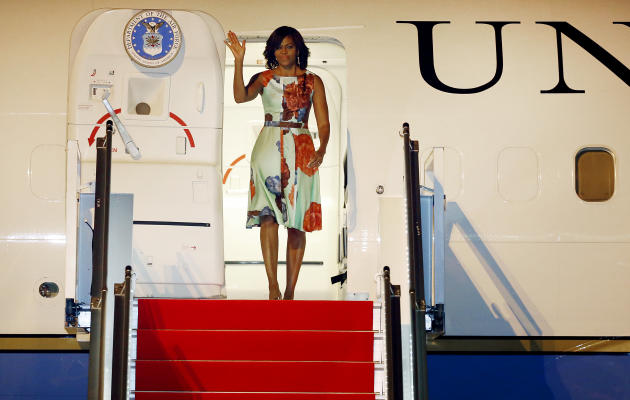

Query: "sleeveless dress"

xmin=246 ymin=69 xmax=322 ymax=232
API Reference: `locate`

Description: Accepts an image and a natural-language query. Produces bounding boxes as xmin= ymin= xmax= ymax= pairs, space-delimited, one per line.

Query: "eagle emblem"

xmin=142 ymin=21 xmax=165 ymax=56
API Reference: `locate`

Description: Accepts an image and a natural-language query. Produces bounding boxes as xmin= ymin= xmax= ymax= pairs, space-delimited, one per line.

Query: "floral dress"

xmin=246 ymin=69 xmax=322 ymax=232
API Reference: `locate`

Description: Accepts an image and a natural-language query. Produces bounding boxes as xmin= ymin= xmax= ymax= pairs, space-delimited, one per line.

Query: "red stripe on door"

xmin=87 ymin=110 xmax=196 ymax=148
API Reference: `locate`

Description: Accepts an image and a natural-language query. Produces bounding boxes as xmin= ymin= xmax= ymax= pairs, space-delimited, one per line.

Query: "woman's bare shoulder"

xmin=309 ymin=72 xmax=325 ymax=90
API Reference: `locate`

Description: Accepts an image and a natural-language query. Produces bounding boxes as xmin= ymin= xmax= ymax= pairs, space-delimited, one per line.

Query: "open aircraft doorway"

xmin=222 ymin=38 xmax=347 ymax=300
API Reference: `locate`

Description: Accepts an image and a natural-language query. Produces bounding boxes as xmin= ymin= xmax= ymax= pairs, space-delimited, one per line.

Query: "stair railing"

xmin=420 ymin=148 xmax=445 ymax=337
xmin=112 ymin=266 xmax=133 ymax=400
xmin=86 ymin=120 xmax=135 ymax=400
xmin=87 ymin=121 xmax=113 ymax=400
xmin=402 ymin=123 xmax=430 ymax=400
xmin=382 ymin=266 xmax=403 ymax=400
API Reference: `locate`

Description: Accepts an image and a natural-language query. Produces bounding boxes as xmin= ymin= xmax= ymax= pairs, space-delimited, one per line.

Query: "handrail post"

xmin=112 ymin=266 xmax=132 ymax=400
xmin=383 ymin=266 xmax=403 ymax=400
xmin=87 ymin=120 xmax=113 ymax=400
xmin=383 ymin=266 xmax=394 ymax=400
xmin=402 ymin=123 xmax=429 ymax=400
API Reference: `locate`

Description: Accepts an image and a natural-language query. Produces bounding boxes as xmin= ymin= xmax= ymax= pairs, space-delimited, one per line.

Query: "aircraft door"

xmin=67 ymin=9 xmax=226 ymax=299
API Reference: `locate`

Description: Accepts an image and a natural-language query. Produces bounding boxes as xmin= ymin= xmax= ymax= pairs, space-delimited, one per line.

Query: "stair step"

xmin=137 ymin=329 xmax=374 ymax=361
xmin=134 ymin=393 xmax=376 ymax=400
xmin=138 ymin=299 xmax=373 ymax=331
xmin=134 ymin=360 xmax=375 ymax=393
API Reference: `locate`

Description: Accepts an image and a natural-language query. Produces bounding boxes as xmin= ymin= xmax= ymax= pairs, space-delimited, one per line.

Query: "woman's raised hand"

xmin=225 ymin=30 xmax=246 ymax=63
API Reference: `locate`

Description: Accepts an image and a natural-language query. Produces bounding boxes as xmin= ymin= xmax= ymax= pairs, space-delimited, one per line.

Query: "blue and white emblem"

xmin=124 ymin=10 xmax=182 ymax=68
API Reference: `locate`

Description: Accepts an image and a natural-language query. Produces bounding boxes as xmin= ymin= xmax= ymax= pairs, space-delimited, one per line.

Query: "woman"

xmin=225 ymin=26 xmax=330 ymax=300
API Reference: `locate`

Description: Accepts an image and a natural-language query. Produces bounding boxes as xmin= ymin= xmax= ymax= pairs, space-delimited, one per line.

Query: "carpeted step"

xmin=136 ymin=329 xmax=374 ymax=361
xmin=137 ymin=299 xmax=373 ymax=331
xmin=135 ymin=360 xmax=375 ymax=392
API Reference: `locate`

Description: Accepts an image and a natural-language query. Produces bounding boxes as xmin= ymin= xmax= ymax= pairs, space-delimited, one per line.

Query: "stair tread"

xmin=135 ymin=360 xmax=375 ymax=393
xmin=136 ymin=329 xmax=375 ymax=361
xmin=138 ymin=299 xmax=374 ymax=331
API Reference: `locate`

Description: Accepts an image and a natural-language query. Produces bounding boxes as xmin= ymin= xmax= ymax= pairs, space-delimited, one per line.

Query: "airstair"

xmin=83 ymin=123 xmax=436 ymax=400
xmin=103 ymin=263 xmax=402 ymax=400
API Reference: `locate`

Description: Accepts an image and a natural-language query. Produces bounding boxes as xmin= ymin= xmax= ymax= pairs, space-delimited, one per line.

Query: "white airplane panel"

xmin=446 ymin=241 xmax=630 ymax=336
xmin=441 ymin=140 xmax=630 ymax=242
xmin=0 ymin=114 xmax=67 ymax=334
xmin=69 ymin=57 xmax=222 ymax=128
xmin=421 ymin=122 xmax=630 ymax=336
xmin=68 ymin=10 xmax=223 ymax=129
xmin=70 ymin=125 xmax=221 ymax=166
xmin=132 ymin=224 xmax=224 ymax=285
xmin=67 ymin=9 xmax=226 ymax=299
xmin=0 ymin=241 xmax=66 ymax=334
xmin=0 ymin=114 xmax=66 ymax=239
xmin=97 ymin=164 xmax=222 ymax=223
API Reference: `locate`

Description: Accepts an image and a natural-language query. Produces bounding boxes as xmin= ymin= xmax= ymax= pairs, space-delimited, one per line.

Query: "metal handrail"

xmin=112 ymin=266 xmax=133 ymax=400
xmin=402 ymin=123 xmax=429 ymax=400
xmin=87 ymin=121 xmax=113 ymax=400
xmin=383 ymin=266 xmax=394 ymax=400
xmin=383 ymin=266 xmax=403 ymax=400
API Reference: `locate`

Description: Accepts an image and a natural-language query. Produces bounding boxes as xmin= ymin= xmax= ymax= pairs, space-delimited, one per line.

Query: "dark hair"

xmin=263 ymin=26 xmax=310 ymax=70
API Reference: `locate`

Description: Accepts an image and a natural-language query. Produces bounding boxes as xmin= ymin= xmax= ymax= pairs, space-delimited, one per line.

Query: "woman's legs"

xmin=284 ymin=228 xmax=306 ymax=300
xmin=260 ymin=216 xmax=281 ymax=299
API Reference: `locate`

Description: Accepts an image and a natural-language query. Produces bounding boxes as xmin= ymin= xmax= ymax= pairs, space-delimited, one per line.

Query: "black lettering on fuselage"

xmin=537 ymin=21 xmax=630 ymax=93
xmin=397 ymin=20 xmax=630 ymax=94
xmin=396 ymin=21 xmax=519 ymax=94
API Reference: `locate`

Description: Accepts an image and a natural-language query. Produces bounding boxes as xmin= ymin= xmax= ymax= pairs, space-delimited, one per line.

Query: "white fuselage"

xmin=0 ymin=0 xmax=628 ymax=337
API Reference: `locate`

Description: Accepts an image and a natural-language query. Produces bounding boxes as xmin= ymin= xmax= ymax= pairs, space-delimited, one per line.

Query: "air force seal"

xmin=124 ymin=10 xmax=182 ymax=68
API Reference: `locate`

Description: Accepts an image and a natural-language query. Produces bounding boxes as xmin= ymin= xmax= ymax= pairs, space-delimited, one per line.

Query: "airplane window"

xmin=575 ymin=148 xmax=615 ymax=202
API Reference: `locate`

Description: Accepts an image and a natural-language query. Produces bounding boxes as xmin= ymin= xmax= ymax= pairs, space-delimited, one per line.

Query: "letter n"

xmin=536 ymin=22 xmax=630 ymax=93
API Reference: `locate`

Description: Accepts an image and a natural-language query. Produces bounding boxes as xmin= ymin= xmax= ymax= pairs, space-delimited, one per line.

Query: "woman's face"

xmin=274 ymin=36 xmax=297 ymax=67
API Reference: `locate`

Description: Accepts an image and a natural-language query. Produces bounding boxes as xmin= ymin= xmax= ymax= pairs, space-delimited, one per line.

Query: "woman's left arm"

xmin=308 ymin=75 xmax=330 ymax=169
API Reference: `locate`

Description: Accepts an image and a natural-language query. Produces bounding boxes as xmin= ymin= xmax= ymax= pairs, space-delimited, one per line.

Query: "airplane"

xmin=1 ymin=1 xmax=629 ymax=399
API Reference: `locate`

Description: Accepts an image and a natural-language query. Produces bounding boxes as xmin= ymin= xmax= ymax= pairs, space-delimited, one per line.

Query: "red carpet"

xmin=134 ymin=299 xmax=376 ymax=399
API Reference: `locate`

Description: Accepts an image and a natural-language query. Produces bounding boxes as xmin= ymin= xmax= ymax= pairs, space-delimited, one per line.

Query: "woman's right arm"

xmin=225 ymin=30 xmax=262 ymax=103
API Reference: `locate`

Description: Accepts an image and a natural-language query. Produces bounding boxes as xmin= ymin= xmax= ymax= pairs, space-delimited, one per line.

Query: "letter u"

xmin=397 ymin=21 xmax=519 ymax=94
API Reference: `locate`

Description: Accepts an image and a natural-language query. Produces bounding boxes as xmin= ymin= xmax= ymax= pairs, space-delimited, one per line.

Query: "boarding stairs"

xmin=89 ymin=123 xmax=430 ymax=400
xmin=126 ymin=297 xmax=388 ymax=400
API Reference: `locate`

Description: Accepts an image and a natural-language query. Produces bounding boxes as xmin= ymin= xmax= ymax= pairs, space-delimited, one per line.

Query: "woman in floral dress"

xmin=225 ymin=26 xmax=330 ymax=300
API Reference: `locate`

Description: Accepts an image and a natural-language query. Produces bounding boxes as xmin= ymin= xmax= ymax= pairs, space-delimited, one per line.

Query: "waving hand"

xmin=225 ymin=30 xmax=246 ymax=63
